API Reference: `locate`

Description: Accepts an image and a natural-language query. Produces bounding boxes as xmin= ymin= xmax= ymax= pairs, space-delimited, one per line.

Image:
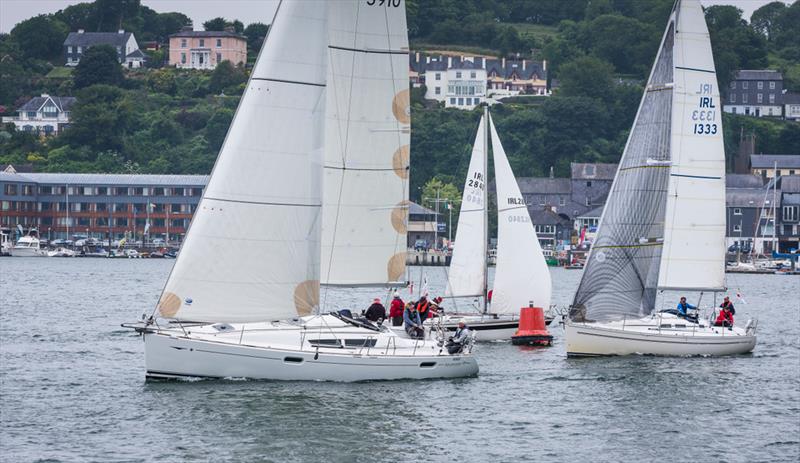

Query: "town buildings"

xmin=411 ymin=53 xmax=548 ymax=109
xmin=0 ymin=167 xmax=207 ymax=243
xmin=1 ymin=94 xmax=75 ymax=134
xmin=783 ymin=93 xmax=800 ymax=121
xmin=168 ymin=30 xmax=247 ymax=70
xmin=750 ymin=154 xmax=800 ymax=178
xmin=63 ymin=29 xmax=143 ymax=68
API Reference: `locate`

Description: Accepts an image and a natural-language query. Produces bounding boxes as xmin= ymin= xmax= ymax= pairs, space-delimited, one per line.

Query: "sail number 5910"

xmin=367 ymin=0 xmax=401 ymax=6
xmin=693 ymin=123 xmax=717 ymax=135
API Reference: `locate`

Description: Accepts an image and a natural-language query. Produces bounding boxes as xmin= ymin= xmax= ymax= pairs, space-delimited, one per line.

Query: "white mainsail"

xmin=489 ymin=115 xmax=552 ymax=314
xmin=446 ymin=116 xmax=487 ymax=298
xmin=658 ymin=0 xmax=726 ymax=291
xmin=156 ymin=2 xmax=328 ymax=322
xmin=321 ymin=1 xmax=410 ymax=287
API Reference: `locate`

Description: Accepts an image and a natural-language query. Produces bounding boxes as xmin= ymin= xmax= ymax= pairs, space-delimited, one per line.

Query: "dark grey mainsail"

xmin=570 ymin=22 xmax=675 ymax=323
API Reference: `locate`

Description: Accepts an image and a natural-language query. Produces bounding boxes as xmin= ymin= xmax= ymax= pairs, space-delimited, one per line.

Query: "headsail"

xmin=489 ymin=115 xmax=552 ymax=314
xmin=658 ymin=0 xmax=726 ymax=291
xmin=571 ymin=7 xmax=676 ymax=322
xmin=321 ymin=0 xmax=410 ymax=287
xmin=447 ymin=116 xmax=487 ymax=298
xmin=156 ymin=2 xmax=328 ymax=323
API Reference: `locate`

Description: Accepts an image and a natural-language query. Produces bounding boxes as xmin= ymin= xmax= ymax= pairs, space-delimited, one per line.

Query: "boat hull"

xmin=565 ymin=319 xmax=756 ymax=357
xmin=144 ymin=331 xmax=478 ymax=382
xmin=10 ymin=247 xmax=47 ymax=257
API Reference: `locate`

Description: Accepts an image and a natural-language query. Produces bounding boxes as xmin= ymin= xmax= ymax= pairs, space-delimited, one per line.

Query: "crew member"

xmin=720 ymin=296 xmax=736 ymax=316
xmin=403 ymin=303 xmax=424 ymax=339
xmin=714 ymin=306 xmax=734 ymax=329
xmin=416 ymin=294 xmax=432 ymax=320
xmin=446 ymin=319 xmax=470 ymax=354
xmin=676 ymin=297 xmax=698 ymax=323
xmin=364 ymin=298 xmax=386 ymax=323
xmin=389 ymin=292 xmax=405 ymax=326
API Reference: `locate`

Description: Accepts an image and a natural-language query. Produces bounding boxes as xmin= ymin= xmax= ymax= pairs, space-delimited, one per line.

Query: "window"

xmin=192 ymin=188 xmax=203 ymax=197
xmin=26 ymin=111 xmax=37 ymax=118
xmin=216 ymin=39 xmax=222 ymax=47
xmin=181 ymin=53 xmax=186 ymax=64
xmin=757 ymin=81 xmax=763 ymax=90
xmin=730 ymin=94 xmax=736 ymax=103
xmin=450 ymin=98 xmax=456 ymax=105
xmin=216 ymin=53 xmax=222 ymax=63
xmin=559 ymin=197 xmax=566 ymax=206
xmin=199 ymin=39 xmax=205 ymax=47
xmin=435 ymin=87 xmax=441 ymax=95
xmin=67 ymin=46 xmax=73 ymax=53
xmin=474 ymin=98 xmax=480 ymax=104
xmin=743 ymin=81 xmax=749 ymax=89
xmin=777 ymin=170 xmax=782 ymax=176
xmin=153 ymin=187 xmax=164 ymax=196
xmin=539 ymin=195 xmax=546 ymax=206
xmin=733 ymin=224 xmax=741 ymax=232
xmin=116 ymin=46 xmax=121 ymax=54
xmin=77 ymin=46 xmax=82 ymax=53
xmin=4 ymin=184 xmax=17 ymax=195
xmin=173 ymin=188 xmax=185 ymax=196
xmin=457 ymin=97 xmax=464 ymax=105
xmin=115 ymin=218 xmax=128 ymax=227
xmin=757 ymin=94 xmax=763 ymax=103
xmin=435 ymin=73 xmax=441 ymax=81
xmin=769 ymin=94 xmax=775 ymax=104
xmin=470 ymin=72 xmax=476 ymax=78
xmin=790 ymin=170 xmax=795 ymax=175
xmin=743 ymin=94 xmax=748 ymax=103
xmin=782 ymin=206 xmax=798 ymax=222
xmin=456 ymin=72 xmax=462 ymax=78
xmin=585 ymin=197 xmax=591 ymax=206
xmin=769 ymin=81 xmax=775 ymax=89
xmin=732 ymin=107 xmax=737 ymax=114
xmin=43 ymin=125 xmax=54 ymax=133
xmin=586 ymin=181 xmax=592 ymax=187
xmin=733 ymin=208 xmax=742 ymax=215
xmin=181 ymin=38 xmax=187 ymax=48
xmin=730 ymin=81 xmax=736 ymax=89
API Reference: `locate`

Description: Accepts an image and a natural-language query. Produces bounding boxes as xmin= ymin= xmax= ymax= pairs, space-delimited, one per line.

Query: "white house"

xmin=1 ymin=94 xmax=76 ymax=134
xmin=784 ymin=93 xmax=800 ymax=121
xmin=723 ymin=70 xmax=784 ymax=117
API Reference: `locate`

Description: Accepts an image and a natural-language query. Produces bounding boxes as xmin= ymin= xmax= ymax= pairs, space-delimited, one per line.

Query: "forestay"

xmin=321 ymin=0 xmax=410 ymax=287
xmin=447 ymin=116 xmax=487 ymax=298
xmin=658 ymin=0 xmax=726 ymax=291
xmin=571 ymin=13 xmax=675 ymax=322
xmin=156 ymin=1 xmax=328 ymax=323
xmin=489 ymin=115 xmax=551 ymax=315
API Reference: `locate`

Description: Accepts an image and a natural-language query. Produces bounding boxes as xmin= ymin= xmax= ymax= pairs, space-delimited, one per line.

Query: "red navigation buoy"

xmin=511 ymin=304 xmax=553 ymax=346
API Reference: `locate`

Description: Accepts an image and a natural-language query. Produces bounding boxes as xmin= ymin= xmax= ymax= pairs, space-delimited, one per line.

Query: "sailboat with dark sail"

xmin=565 ymin=0 xmax=757 ymax=356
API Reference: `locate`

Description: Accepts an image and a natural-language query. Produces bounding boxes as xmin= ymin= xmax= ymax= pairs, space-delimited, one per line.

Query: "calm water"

xmin=1 ymin=258 xmax=798 ymax=462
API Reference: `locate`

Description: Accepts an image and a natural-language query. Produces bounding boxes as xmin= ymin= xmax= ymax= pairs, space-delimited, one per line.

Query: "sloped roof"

xmin=750 ymin=154 xmax=800 ymax=169
xmin=780 ymin=175 xmax=800 ymax=193
xmin=726 ymin=174 xmax=764 ymax=188
xmin=170 ymin=30 xmax=246 ymax=39
xmin=783 ymin=93 xmax=800 ymax=104
xmin=126 ymin=49 xmax=145 ymax=59
xmin=735 ymin=70 xmax=783 ymax=81
xmin=64 ymin=31 xmax=132 ymax=48
xmin=517 ymin=177 xmax=571 ymax=195
xmin=530 ymin=208 xmax=571 ymax=226
xmin=18 ymin=96 xmax=76 ymax=112
xmin=485 ymin=59 xmax=546 ymax=80
xmin=570 ymin=163 xmax=617 ymax=180
xmin=577 ymin=206 xmax=605 ymax=218
xmin=726 ymin=187 xmax=773 ymax=208
xmin=1 ymin=172 xmax=208 ymax=186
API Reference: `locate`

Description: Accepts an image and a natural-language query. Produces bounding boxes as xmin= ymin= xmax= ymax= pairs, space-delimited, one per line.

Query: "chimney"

xmin=447 ymin=56 xmax=452 ymax=68
xmin=549 ymin=166 xmax=554 ymax=179
xmin=543 ymin=59 xmax=547 ymax=72
xmin=523 ymin=60 xmax=527 ymax=71
xmin=181 ymin=25 xmax=193 ymax=32
xmin=118 ymin=29 xmax=124 ymax=34
xmin=78 ymin=29 xmax=84 ymax=34
xmin=41 ymin=93 xmax=50 ymax=98
xmin=415 ymin=52 xmax=419 ymax=62
xmin=426 ymin=56 xmax=430 ymax=64
xmin=502 ymin=57 xmax=506 ymax=67
xmin=224 ymin=25 xmax=235 ymax=33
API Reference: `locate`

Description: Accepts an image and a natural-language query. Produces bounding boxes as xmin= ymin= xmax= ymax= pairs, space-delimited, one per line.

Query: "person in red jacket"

xmin=389 ymin=292 xmax=405 ymax=326
xmin=714 ymin=306 xmax=734 ymax=329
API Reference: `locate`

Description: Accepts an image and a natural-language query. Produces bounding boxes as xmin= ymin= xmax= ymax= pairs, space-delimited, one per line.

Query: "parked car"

xmin=414 ymin=239 xmax=429 ymax=251
xmin=728 ymin=242 xmax=752 ymax=254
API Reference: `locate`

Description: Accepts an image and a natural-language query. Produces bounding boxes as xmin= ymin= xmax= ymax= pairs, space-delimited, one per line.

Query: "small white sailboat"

xmin=47 ymin=247 xmax=76 ymax=257
xmin=10 ymin=228 xmax=47 ymax=257
xmin=126 ymin=0 xmax=478 ymax=381
xmin=436 ymin=108 xmax=552 ymax=341
xmin=565 ymin=0 xmax=757 ymax=357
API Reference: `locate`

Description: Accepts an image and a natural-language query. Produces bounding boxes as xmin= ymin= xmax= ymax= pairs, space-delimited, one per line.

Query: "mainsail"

xmin=489 ymin=115 xmax=552 ymax=314
xmin=571 ymin=7 xmax=676 ymax=322
xmin=658 ymin=0 xmax=726 ymax=291
xmin=446 ymin=116 xmax=487 ymax=298
xmin=156 ymin=2 xmax=328 ymax=323
xmin=321 ymin=0 xmax=410 ymax=287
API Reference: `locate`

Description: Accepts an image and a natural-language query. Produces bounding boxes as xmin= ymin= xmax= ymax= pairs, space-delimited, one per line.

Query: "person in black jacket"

xmin=364 ymin=298 xmax=386 ymax=322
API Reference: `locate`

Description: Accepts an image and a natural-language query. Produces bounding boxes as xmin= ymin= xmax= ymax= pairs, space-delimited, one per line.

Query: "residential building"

xmin=407 ymin=201 xmax=440 ymax=248
xmin=1 ymin=94 xmax=76 ymax=134
xmin=63 ymin=29 xmax=143 ymax=68
xmin=574 ymin=206 xmax=604 ymax=244
xmin=783 ymin=93 xmax=800 ymax=121
xmin=750 ymin=154 xmax=800 ymax=179
xmin=725 ymin=174 xmax=771 ymax=254
xmin=168 ymin=30 xmax=247 ymax=70
xmin=569 ymin=163 xmax=616 ymax=214
xmin=411 ymin=53 xmax=548 ymax=109
xmin=0 ymin=167 xmax=207 ymax=243
xmin=530 ymin=209 xmax=572 ymax=248
xmin=777 ymin=175 xmax=800 ymax=252
xmin=723 ymin=70 xmax=783 ymax=117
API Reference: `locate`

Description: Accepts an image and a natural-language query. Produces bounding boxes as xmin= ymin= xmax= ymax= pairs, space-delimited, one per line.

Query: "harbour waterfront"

xmin=1 ymin=258 xmax=798 ymax=462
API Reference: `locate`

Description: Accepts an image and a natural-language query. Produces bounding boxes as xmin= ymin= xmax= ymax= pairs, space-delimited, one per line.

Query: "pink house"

xmin=168 ymin=30 xmax=246 ymax=70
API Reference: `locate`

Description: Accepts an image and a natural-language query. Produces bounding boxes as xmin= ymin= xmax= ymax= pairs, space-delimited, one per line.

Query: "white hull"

xmin=10 ymin=247 xmax=47 ymax=257
xmin=432 ymin=314 xmax=519 ymax=342
xmin=142 ymin=315 xmax=478 ymax=382
xmin=565 ymin=313 xmax=756 ymax=357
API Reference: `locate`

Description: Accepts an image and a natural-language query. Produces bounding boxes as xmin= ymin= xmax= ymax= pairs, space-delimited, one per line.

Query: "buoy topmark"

xmin=511 ymin=305 xmax=553 ymax=346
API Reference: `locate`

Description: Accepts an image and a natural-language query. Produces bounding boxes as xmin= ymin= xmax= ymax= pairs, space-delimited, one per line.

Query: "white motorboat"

xmin=47 ymin=247 xmax=76 ymax=257
xmin=10 ymin=230 xmax=47 ymax=257
xmin=565 ymin=0 xmax=756 ymax=357
xmin=437 ymin=108 xmax=552 ymax=341
xmin=126 ymin=0 xmax=478 ymax=381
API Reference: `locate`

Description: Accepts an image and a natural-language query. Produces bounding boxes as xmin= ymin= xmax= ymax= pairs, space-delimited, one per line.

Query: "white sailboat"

xmin=125 ymin=0 xmax=478 ymax=381
xmin=565 ymin=0 xmax=757 ymax=357
xmin=437 ymin=108 xmax=552 ymax=341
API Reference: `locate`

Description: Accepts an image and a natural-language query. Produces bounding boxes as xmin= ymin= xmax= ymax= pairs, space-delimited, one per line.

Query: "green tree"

xmin=73 ymin=45 xmax=124 ymax=89
xmin=750 ymin=1 xmax=788 ymax=41
xmin=243 ymin=22 xmax=270 ymax=54
xmin=9 ymin=15 xmax=69 ymax=61
xmin=203 ymin=17 xmax=228 ymax=31
xmin=208 ymin=60 xmax=247 ymax=94
xmin=556 ymin=56 xmax=615 ymax=102
xmin=205 ymin=108 xmax=234 ymax=152
xmin=422 ymin=176 xmax=461 ymax=237
xmin=61 ymin=84 xmax=132 ymax=155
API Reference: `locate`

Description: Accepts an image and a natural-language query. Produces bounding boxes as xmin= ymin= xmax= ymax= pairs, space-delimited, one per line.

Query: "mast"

xmin=65 ymin=183 xmax=69 ymax=240
xmin=482 ymin=105 xmax=489 ymax=313
xmin=772 ymin=161 xmax=777 ymax=253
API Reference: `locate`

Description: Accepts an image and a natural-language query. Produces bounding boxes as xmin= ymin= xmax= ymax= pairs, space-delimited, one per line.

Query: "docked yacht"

xmin=10 ymin=230 xmax=47 ymax=257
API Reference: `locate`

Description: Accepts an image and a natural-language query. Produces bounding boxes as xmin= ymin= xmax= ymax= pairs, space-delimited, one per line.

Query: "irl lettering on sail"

xmin=691 ymin=83 xmax=718 ymax=135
